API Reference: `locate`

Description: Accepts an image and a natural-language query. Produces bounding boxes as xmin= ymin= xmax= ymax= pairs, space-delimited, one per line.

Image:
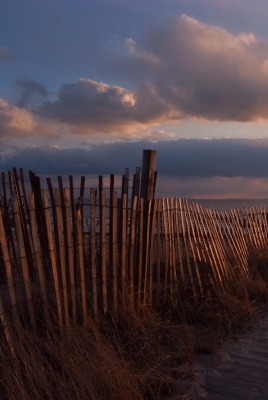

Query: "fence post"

xmin=140 ymin=150 xmax=157 ymax=202
xmin=140 ymin=150 xmax=157 ymax=305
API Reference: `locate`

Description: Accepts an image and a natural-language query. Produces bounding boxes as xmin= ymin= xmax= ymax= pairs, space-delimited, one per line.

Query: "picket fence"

xmin=0 ymin=150 xmax=267 ymax=344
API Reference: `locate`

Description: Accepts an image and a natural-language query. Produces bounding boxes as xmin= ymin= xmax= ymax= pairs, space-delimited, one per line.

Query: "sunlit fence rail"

xmin=0 ymin=150 xmax=268 ymax=343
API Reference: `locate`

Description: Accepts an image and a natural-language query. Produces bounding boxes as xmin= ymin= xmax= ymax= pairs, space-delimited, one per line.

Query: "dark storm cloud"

xmin=2 ymin=139 xmax=268 ymax=178
xmin=16 ymin=77 xmax=48 ymax=108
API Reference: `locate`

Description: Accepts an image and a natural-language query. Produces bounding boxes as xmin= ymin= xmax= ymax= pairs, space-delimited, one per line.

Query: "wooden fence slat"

xmin=55 ymin=189 xmax=70 ymax=328
xmin=193 ymin=202 xmax=216 ymax=286
xmin=129 ymin=196 xmax=137 ymax=308
xmin=64 ymin=187 xmax=76 ymax=323
xmin=1 ymin=172 xmax=8 ymax=210
xmin=174 ymin=199 xmax=185 ymax=289
xmin=13 ymin=194 xmax=36 ymax=332
xmin=156 ymin=199 xmax=161 ymax=303
xmin=221 ymin=210 xmax=246 ymax=272
xmin=179 ymin=198 xmax=196 ymax=297
xmin=19 ymin=168 xmax=30 ymax=227
xmin=148 ymin=199 xmax=157 ymax=305
xmin=143 ymin=199 xmax=152 ymax=304
xmin=0 ymin=293 xmax=15 ymax=354
xmin=69 ymin=176 xmax=78 ymax=277
xmin=137 ymin=198 xmax=144 ymax=308
xmin=202 ymin=208 xmax=225 ymax=285
xmin=28 ymin=192 xmax=49 ymax=325
xmin=226 ymin=209 xmax=248 ymax=269
xmin=207 ymin=209 xmax=229 ymax=282
xmin=167 ymin=198 xmax=177 ymax=302
xmin=111 ymin=191 xmax=118 ymax=312
xmin=8 ymin=171 xmax=13 ymax=197
xmin=184 ymin=200 xmax=203 ymax=296
xmin=195 ymin=205 xmax=222 ymax=286
xmin=0 ymin=210 xmax=18 ymax=324
xmin=161 ymin=198 xmax=169 ymax=300
xmin=254 ymin=207 xmax=266 ymax=251
xmin=76 ymin=196 xmax=87 ymax=324
xmin=12 ymin=168 xmax=34 ymax=268
xmin=100 ymin=190 xmax=107 ymax=314
xmin=121 ymin=194 xmax=127 ymax=308
xmin=210 ymin=209 xmax=231 ymax=281
xmin=230 ymin=208 xmax=250 ymax=274
xmin=42 ymin=190 xmax=63 ymax=328
xmin=90 ymin=189 xmax=98 ymax=317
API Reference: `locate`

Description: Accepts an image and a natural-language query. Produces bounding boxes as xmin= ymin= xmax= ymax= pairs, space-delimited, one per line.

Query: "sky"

xmin=2 ymin=0 xmax=268 ymax=198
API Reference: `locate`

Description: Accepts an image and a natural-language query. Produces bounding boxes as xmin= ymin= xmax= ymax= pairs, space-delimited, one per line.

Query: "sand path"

xmin=180 ymin=306 xmax=268 ymax=400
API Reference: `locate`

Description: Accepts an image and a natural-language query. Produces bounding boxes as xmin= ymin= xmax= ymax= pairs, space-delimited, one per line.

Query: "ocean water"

xmin=191 ymin=199 xmax=268 ymax=211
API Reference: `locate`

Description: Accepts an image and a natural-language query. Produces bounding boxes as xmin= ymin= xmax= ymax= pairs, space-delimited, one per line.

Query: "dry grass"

xmin=0 ymin=247 xmax=268 ymax=399
xmin=0 ymin=306 xmax=194 ymax=400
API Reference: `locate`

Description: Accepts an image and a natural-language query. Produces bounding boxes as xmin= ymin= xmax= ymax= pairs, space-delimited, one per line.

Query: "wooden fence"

xmin=0 ymin=150 xmax=268 ymax=342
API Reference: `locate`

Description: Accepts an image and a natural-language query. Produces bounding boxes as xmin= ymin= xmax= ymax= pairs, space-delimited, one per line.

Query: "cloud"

xmin=39 ymin=79 xmax=140 ymax=131
xmin=2 ymin=138 xmax=268 ymax=179
xmin=0 ymin=99 xmax=36 ymax=137
xmin=35 ymin=15 xmax=268 ymax=132
xmin=16 ymin=77 xmax=48 ymax=108
xmin=2 ymin=138 xmax=268 ymax=198
xmin=127 ymin=14 xmax=268 ymax=122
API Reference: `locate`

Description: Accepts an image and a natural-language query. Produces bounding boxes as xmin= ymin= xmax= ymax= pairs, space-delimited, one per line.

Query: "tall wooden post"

xmin=140 ymin=150 xmax=157 ymax=202
xmin=140 ymin=150 xmax=157 ymax=305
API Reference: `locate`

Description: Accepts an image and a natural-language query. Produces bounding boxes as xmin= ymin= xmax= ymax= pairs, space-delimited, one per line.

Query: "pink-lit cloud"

xmin=0 ymin=99 xmax=36 ymax=137
xmin=34 ymin=15 xmax=268 ymax=135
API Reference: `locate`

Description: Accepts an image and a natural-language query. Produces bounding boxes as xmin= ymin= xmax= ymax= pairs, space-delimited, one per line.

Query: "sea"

xmin=191 ymin=199 xmax=268 ymax=211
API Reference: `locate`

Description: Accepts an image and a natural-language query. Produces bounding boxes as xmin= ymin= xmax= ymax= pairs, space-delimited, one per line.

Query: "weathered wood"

xmin=12 ymin=168 xmax=33 ymax=267
xmin=1 ymin=172 xmax=8 ymax=210
xmin=174 ymin=198 xmax=185 ymax=288
xmin=156 ymin=199 xmax=161 ymax=303
xmin=12 ymin=194 xmax=36 ymax=332
xmin=230 ymin=208 xmax=249 ymax=274
xmin=42 ymin=190 xmax=63 ymax=328
xmin=0 ymin=293 xmax=15 ymax=354
xmin=208 ymin=209 xmax=229 ymax=283
xmin=129 ymin=196 xmax=137 ymax=308
xmin=121 ymin=194 xmax=127 ymax=308
xmin=161 ymin=198 xmax=169 ymax=300
xmin=69 ymin=175 xmax=78 ymax=277
xmin=79 ymin=176 xmax=85 ymax=229
xmin=166 ymin=198 xmax=175 ymax=301
xmin=143 ymin=200 xmax=152 ymax=304
xmin=148 ymin=199 xmax=157 ymax=305
xmin=100 ymin=190 xmax=107 ymax=314
xmin=19 ymin=168 xmax=30 ymax=226
xmin=140 ymin=150 xmax=156 ymax=202
xmin=90 ymin=189 xmax=98 ymax=317
xmin=137 ymin=198 xmax=144 ymax=308
xmin=8 ymin=171 xmax=13 ymax=197
xmin=55 ymin=189 xmax=70 ymax=328
xmin=179 ymin=198 xmax=196 ymax=297
xmin=76 ymin=195 xmax=87 ymax=324
xmin=28 ymin=192 xmax=49 ymax=325
xmin=47 ymin=178 xmax=61 ymax=274
xmin=64 ymin=188 xmax=76 ymax=323
xmin=184 ymin=200 xmax=203 ymax=296
xmin=0 ymin=209 xmax=18 ymax=324
xmin=111 ymin=191 xmax=118 ymax=312
xmin=193 ymin=202 xmax=215 ymax=278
